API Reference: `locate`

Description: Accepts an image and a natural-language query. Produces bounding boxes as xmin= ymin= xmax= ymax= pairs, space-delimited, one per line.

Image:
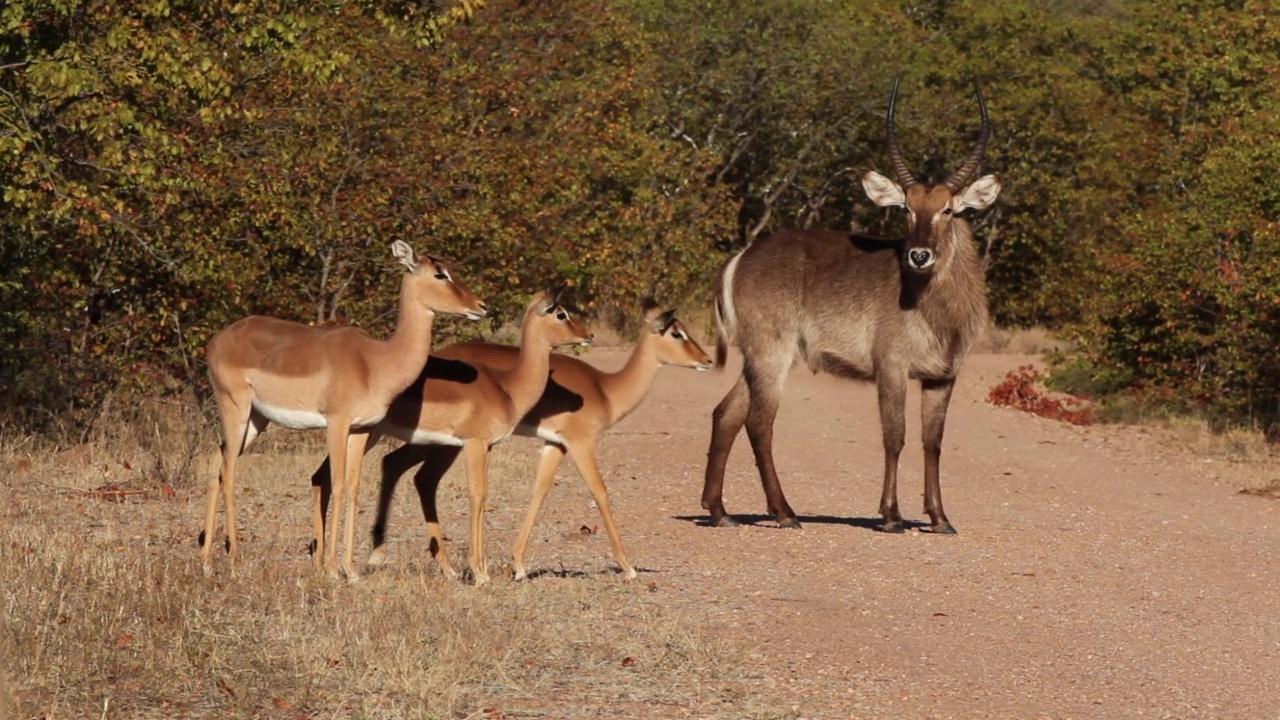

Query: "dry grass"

xmin=0 ymin=417 xmax=788 ymax=720
xmin=1155 ymin=416 xmax=1280 ymax=496
xmin=977 ymin=324 xmax=1070 ymax=355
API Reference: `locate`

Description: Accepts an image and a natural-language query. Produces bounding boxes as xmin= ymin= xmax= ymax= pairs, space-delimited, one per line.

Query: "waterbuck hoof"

xmin=776 ymin=517 xmax=802 ymax=530
xmin=925 ymin=522 xmax=958 ymax=535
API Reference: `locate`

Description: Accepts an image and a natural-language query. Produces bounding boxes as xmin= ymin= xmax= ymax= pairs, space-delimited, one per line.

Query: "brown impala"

xmin=369 ymin=305 xmax=713 ymax=580
xmin=309 ymin=288 xmax=592 ymax=584
xmin=702 ymin=75 xmax=1002 ymax=533
xmin=202 ymin=241 xmax=486 ymax=580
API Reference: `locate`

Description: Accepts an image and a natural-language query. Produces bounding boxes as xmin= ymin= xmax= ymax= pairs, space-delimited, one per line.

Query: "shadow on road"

xmin=671 ymin=514 xmax=936 ymax=531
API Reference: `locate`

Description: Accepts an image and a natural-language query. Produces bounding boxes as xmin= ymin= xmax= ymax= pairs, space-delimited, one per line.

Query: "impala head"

xmin=527 ymin=285 xmax=594 ymax=348
xmin=861 ymin=75 xmax=1002 ymax=276
xmin=392 ymin=240 xmax=488 ymax=320
xmin=644 ymin=306 xmax=713 ymax=371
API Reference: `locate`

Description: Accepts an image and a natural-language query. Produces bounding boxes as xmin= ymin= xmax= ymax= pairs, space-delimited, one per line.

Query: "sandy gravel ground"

xmin=498 ymin=348 xmax=1280 ymax=720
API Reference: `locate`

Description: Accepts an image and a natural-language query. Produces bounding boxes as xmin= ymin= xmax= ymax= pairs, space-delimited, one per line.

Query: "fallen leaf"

xmin=621 ymin=657 xmax=635 ymax=666
xmin=113 ymin=632 xmax=134 ymax=648
xmin=646 ymin=581 xmax=658 ymax=592
xmin=932 ymin=612 xmax=948 ymax=617
xmin=161 ymin=484 xmax=176 ymax=498
xmin=272 ymin=698 xmax=294 ymax=710
xmin=579 ymin=525 xmax=594 ymax=535
xmin=216 ymin=678 xmax=236 ymax=698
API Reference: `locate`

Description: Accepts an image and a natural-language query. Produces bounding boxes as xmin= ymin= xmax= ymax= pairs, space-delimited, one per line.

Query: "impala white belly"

xmin=252 ymin=400 xmax=326 ymax=430
xmin=380 ymin=422 xmax=465 ymax=447
xmin=515 ymin=424 xmax=568 ymax=447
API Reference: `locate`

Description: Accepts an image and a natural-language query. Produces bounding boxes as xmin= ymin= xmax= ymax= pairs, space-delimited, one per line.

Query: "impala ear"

xmin=651 ymin=309 xmax=677 ymax=333
xmin=954 ymin=174 xmax=1002 ymax=212
xmin=536 ymin=284 xmax=566 ymax=315
xmin=391 ymin=240 xmax=419 ymax=272
xmin=863 ymin=170 xmax=905 ymax=208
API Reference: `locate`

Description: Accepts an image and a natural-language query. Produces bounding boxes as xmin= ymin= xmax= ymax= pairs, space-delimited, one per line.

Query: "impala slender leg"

xmin=225 ymin=411 xmax=267 ymax=569
xmin=512 ymin=442 xmax=567 ymax=581
xmin=877 ymin=372 xmax=909 ymax=533
xmin=409 ymin=445 xmax=463 ymax=579
xmin=462 ymin=440 xmax=491 ymax=585
xmin=742 ymin=355 xmax=799 ymax=528
xmin=338 ymin=431 xmax=371 ymax=581
xmin=323 ymin=422 xmax=351 ymax=578
xmin=703 ymin=375 xmax=749 ymax=527
xmin=203 ymin=394 xmax=248 ymax=574
xmin=568 ymin=440 xmax=636 ymax=580
xmin=921 ymin=378 xmax=957 ymax=534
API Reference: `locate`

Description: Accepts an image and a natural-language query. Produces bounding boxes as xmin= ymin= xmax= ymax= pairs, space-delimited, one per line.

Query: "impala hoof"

xmin=776 ymin=517 xmax=802 ymax=530
xmin=879 ymin=520 xmax=906 ymax=534
xmin=925 ymin=522 xmax=958 ymax=535
xmin=366 ymin=547 xmax=389 ymax=567
xmin=710 ymin=515 xmax=741 ymax=528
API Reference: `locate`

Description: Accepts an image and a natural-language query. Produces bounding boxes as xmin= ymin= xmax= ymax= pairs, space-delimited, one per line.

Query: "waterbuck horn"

xmin=886 ymin=72 xmax=918 ymax=189
xmin=944 ymin=80 xmax=992 ymax=192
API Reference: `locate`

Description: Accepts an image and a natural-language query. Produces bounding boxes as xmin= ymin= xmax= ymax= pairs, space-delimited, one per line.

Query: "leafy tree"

xmin=0 ymin=0 xmax=732 ymax=434
xmin=1065 ymin=0 xmax=1280 ymax=434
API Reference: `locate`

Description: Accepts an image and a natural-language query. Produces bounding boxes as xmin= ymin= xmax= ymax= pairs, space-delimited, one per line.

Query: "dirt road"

xmin=515 ymin=348 xmax=1280 ymax=719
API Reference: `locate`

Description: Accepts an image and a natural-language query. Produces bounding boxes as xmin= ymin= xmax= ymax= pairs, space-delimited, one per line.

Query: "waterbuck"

xmin=702 ymin=76 xmax=1002 ymax=532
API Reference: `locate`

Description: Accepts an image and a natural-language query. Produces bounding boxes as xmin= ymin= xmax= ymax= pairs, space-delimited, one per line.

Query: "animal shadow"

xmin=674 ymin=513 xmax=933 ymax=532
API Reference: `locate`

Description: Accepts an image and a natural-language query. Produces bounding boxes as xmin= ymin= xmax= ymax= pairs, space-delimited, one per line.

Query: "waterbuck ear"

xmin=862 ymin=171 xmax=905 ymax=208
xmin=391 ymin=240 xmax=419 ymax=272
xmin=953 ymin=174 xmax=1002 ymax=212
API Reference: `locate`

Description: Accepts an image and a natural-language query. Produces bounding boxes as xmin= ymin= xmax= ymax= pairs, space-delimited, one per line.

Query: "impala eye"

xmin=555 ymin=311 xmax=568 ymax=321
xmin=941 ymin=207 xmax=953 ymax=216
xmin=671 ymin=330 xmax=685 ymax=340
xmin=434 ymin=270 xmax=450 ymax=281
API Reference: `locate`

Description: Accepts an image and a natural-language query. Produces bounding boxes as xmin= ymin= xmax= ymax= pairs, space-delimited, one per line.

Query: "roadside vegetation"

xmin=5 ymin=0 xmax=1280 ymax=439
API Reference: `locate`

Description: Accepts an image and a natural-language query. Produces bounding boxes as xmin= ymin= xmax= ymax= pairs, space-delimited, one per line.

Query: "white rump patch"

xmin=718 ymin=249 xmax=747 ymax=340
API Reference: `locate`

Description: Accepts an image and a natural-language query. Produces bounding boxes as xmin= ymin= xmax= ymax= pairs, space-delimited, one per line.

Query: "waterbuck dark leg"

xmin=920 ymin=378 xmax=957 ymax=534
xmin=742 ymin=356 xmax=799 ymax=529
xmin=877 ymin=372 xmax=909 ymax=533
xmin=703 ymin=375 xmax=750 ymax=527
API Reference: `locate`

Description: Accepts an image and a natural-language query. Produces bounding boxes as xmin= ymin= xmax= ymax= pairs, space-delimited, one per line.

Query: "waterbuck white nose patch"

xmin=908 ymin=249 xmax=935 ymax=269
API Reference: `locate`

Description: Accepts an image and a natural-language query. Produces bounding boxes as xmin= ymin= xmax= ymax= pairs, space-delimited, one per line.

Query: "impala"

xmin=369 ymin=305 xmax=712 ymax=580
xmin=703 ymin=76 xmax=1001 ymax=533
xmin=201 ymin=240 xmax=486 ymax=579
xmin=309 ymin=288 xmax=594 ymax=584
